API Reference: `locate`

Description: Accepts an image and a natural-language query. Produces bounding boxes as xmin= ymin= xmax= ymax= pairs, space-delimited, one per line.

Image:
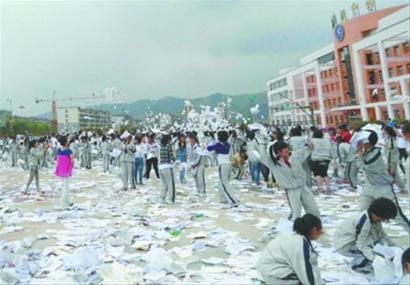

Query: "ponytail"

xmin=293 ymin=214 xmax=322 ymax=238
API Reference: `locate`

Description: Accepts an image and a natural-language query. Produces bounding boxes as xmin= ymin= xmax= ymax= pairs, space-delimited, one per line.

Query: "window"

xmin=388 ymin=68 xmax=394 ymax=77
xmin=397 ymin=66 xmax=404 ymax=76
xmin=406 ymin=63 xmax=410 ymax=74
xmin=404 ymin=42 xmax=410 ymax=54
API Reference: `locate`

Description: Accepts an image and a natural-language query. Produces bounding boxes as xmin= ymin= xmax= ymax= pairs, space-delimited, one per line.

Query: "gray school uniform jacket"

xmin=261 ymin=146 xmax=312 ymax=190
xmin=333 ymin=211 xmax=395 ymax=261
xmin=188 ymin=144 xmax=209 ymax=168
xmin=289 ymin=136 xmax=307 ymax=152
xmin=311 ymin=138 xmax=333 ymax=161
xmin=28 ymin=148 xmax=42 ymax=170
xmin=246 ymin=139 xmax=260 ymax=164
xmin=358 ymin=147 xmax=393 ymax=186
xmin=334 ymin=142 xmax=356 ymax=163
xmin=384 ymin=137 xmax=400 ymax=170
xmin=120 ymin=143 xmax=136 ymax=163
xmin=101 ymin=141 xmax=112 ymax=156
xmin=256 ymin=233 xmax=322 ymax=285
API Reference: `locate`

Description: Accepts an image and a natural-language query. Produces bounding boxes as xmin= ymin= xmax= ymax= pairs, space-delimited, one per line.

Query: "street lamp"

xmin=278 ymin=94 xmax=315 ymax=127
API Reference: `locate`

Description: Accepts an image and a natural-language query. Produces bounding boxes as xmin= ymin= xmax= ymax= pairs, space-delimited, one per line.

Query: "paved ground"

xmin=0 ymin=161 xmax=409 ymax=284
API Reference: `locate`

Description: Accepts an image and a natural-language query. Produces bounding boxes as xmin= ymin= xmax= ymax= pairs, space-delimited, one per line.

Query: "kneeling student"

xmin=333 ymin=198 xmax=397 ymax=273
xmin=400 ymin=248 xmax=410 ymax=285
xmin=257 ymin=214 xmax=323 ymax=285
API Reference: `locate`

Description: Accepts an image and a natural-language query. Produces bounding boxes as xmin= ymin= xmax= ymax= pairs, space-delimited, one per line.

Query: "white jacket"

xmin=311 ymin=138 xmax=333 ymax=161
xmin=257 ymin=233 xmax=322 ymax=285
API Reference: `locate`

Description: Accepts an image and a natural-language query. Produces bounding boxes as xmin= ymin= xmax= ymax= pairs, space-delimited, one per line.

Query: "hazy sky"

xmin=1 ymin=0 xmax=408 ymax=116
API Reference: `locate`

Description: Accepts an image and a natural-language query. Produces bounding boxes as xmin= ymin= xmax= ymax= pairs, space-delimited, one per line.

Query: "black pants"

xmin=398 ymin=148 xmax=408 ymax=174
xmin=145 ymin=157 xmax=159 ymax=178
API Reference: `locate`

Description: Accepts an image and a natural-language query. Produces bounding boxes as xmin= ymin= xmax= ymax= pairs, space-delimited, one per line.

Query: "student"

xmin=247 ymin=130 xmax=262 ymax=186
xmin=207 ymin=130 xmax=238 ymax=207
xmin=80 ymin=136 xmax=92 ymax=169
xmin=134 ymin=136 xmax=146 ymax=185
xmin=333 ymin=198 xmax=397 ymax=273
xmin=384 ymin=126 xmax=405 ymax=191
xmin=10 ymin=137 xmax=18 ymax=167
xmin=101 ymin=135 xmax=111 ymax=173
xmin=145 ymin=134 xmax=160 ymax=179
xmin=19 ymin=138 xmax=29 ymax=170
xmin=288 ymin=127 xmax=307 ymax=152
xmin=175 ymin=133 xmax=188 ymax=184
xmin=24 ymin=140 xmax=49 ymax=195
xmin=310 ymin=129 xmax=333 ymax=192
xmin=55 ymin=135 xmax=74 ymax=208
xmin=400 ymin=248 xmax=410 ymax=285
xmin=402 ymin=123 xmax=410 ymax=194
xmin=358 ymin=131 xmax=410 ymax=233
xmin=120 ymin=135 xmax=136 ymax=190
xmin=264 ymin=141 xmax=320 ymax=221
xmin=159 ymin=134 xmax=176 ymax=203
xmin=337 ymin=125 xmax=351 ymax=143
xmin=256 ymin=214 xmax=323 ymax=285
xmin=188 ymin=135 xmax=209 ymax=196
xmin=334 ymin=136 xmax=358 ymax=189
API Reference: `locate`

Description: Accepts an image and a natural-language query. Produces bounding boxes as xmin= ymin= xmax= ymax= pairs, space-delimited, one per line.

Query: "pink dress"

xmin=55 ymin=148 xmax=73 ymax=178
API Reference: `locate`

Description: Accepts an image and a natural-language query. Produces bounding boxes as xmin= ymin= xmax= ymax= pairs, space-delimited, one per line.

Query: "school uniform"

xmin=256 ymin=233 xmax=323 ymax=285
xmin=80 ymin=141 xmax=92 ymax=169
xmin=310 ymin=138 xmax=333 ymax=178
xmin=358 ymin=147 xmax=410 ymax=233
xmin=25 ymin=147 xmax=42 ymax=193
xmin=189 ymin=143 xmax=209 ymax=194
xmin=384 ymin=137 xmax=406 ymax=191
xmin=207 ymin=141 xmax=238 ymax=205
xmin=289 ymin=136 xmax=312 ymax=187
xmin=112 ymin=138 xmax=122 ymax=167
xmin=333 ymin=142 xmax=355 ymax=180
xmin=10 ymin=141 xmax=18 ymax=167
xmin=19 ymin=143 xmax=29 ymax=170
xmin=334 ymin=211 xmax=395 ymax=271
xmin=120 ymin=142 xmax=136 ymax=190
xmin=159 ymin=144 xmax=176 ymax=203
xmin=101 ymin=141 xmax=112 ymax=172
xmin=262 ymin=146 xmax=320 ymax=221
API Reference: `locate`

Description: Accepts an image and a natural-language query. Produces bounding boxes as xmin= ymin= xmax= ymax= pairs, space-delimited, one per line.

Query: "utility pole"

xmin=278 ymin=94 xmax=315 ymax=127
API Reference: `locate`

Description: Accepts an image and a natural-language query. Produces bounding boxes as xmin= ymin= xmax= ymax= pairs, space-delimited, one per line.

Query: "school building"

xmin=267 ymin=4 xmax=410 ymax=128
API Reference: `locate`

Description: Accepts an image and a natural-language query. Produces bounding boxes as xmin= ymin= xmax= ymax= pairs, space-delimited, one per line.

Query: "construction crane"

xmin=35 ymin=90 xmax=104 ymax=130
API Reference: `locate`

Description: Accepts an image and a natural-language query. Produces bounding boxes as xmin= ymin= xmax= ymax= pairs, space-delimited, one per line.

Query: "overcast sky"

xmin=1 ymin=0 xmax=408 ymax=116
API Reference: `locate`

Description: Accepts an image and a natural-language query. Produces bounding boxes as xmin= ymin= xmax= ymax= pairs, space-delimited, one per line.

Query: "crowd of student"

xmin=1 ymin=120 xmax=409 ymax=284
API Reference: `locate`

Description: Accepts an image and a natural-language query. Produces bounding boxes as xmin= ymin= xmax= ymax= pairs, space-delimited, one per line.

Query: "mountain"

xmin=38 ymin=91 xmax=268 ymax=120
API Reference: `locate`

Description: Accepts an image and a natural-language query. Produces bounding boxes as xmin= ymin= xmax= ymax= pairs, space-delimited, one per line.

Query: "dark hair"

xmin=217 ymin=130 xmax=229 ymax=143
xmin=58 ymin=135 xmax=68 ymax=146
xmin=135 ymin=136 xmax=142 ymax=144
xmin=160 ymin=134 xmax=171 ymax=146
xmin=290 ymin=127 xmax=302 ymax=137
xmin=178 ymin=133 xmax=186 ymax=149
xmin=402 ymin=122 xmax=410 ymax=135
xmin=102 ymin=135 xmax=107 ymax=142
xmin=28 ymin=140 xmax=38 ymax=151
xmin=276 ymin=131 xmax=285 ymax=141
xmin=312 ymin=129 xmax=324 ymax=138
xmin=402 ymin=248 xmax=410 ymax=270
xmin=269 ymin=141 xmax=289 ymax=165
xmin=367 ymin=130 xmax=378 ymax=146
xmin=247 ymin=130 xmax=256 ymax=140
xmin=189 ymin=135 xmax=199 ymax=145
xmin=384 ymin=126 xmax=396 ymax=138
xmin=368 ymin=198 xmax=397 ymax=220
xmin=293 ymin=214 xmax=322 ymax=237
xmin=336 ymin=136 xmax=345 ymax=143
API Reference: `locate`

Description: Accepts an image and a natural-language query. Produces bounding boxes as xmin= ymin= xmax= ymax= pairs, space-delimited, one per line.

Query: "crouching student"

xmin=400 ymin=248 xmax=410 ymax=285
xmin=256 ymin=214 xmax=323 ymax=285
xmin=263 ymin=141 xmax=320 ymax=221
xmin=159 ymin=134 xmax=176 ymax=204
xmin=333 ymin=198 xmax=397 ymax=274
xmin=207 ymin=130 xmax=238 ymax=207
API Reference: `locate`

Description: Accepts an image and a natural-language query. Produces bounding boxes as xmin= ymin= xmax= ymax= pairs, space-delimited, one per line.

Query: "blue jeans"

xmin=251 ymin=162 xmax=261 ymax=185
xmin=179 ymin=163 xmax=186 ymax=184
xmin=134 ymin=157 xmax=144 ymax=184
